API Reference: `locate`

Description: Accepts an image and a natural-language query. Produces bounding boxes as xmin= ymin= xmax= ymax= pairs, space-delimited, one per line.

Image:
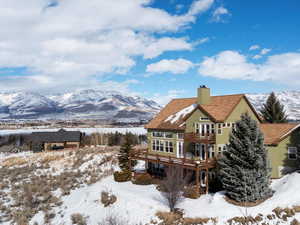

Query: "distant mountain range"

xmin=247 ymin=91 xmax=300 ymax=121
xmin=0 ymin=89 xmax=161 ymax=123
xmin=0 ymin=90 xmax=299 ymax=122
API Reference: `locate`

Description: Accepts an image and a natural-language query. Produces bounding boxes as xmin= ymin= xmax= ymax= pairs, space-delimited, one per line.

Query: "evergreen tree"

xmin=118 ymin=132 xmax=137 ymax=171
xmin=218 ymin=113 xmax=273 ymax=203
xmin=259 ymin=92 xmax=288 ymax=123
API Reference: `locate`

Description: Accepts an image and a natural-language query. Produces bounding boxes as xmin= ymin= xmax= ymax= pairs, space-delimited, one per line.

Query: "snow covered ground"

xmin=0 ymin=127 xmax=147 ymax=136
xmin=1 ymin=150 xmax=300 ymax=225
xmin=32 ymin=170 xmax=300 ymax=225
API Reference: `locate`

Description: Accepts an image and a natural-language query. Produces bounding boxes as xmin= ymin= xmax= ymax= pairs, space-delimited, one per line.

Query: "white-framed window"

xmin=231 ymin=123 xmax=235 ymax=130
xmin=177 ymin=141 xmax=184 ymax=158
xmin=208 ymin=144 xmax=215 ymax=158
xmin=159 ymin=140 xmax=164 ymax=152
xmin=222 ymin=123 xmax=226 ymax=127
xmin=288 ymin=147 xmax=297 ymax=160
xmin=195 ymin=143 xmax=201 ymax=157
xmin=227 ymin=123 xmax=231 ymax=127
xmin=217 ymin=123 xmax=222 ymax=135
xmin=177 ymin=133 xmax=184 ymax=139
xmin=165 ymin=132 xmax=173 ymax=138
xmin=152 ymin=132 xmax=164 ymax=137
xmin=165 ymin=141 xmax=174 ymax=153
xmin=218 ymin=144 xmax=227 ymax=155
xmin=195 ymin=123 xmax=200 ymax=134
xmin=152 ymin=140 xmax=161 ymax=151
xmin=195 ymin=123 xmax=215 ymax=136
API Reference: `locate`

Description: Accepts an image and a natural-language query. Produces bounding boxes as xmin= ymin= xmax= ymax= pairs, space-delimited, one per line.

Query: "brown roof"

xmin=260 ymin=123 xmax=300 ymax=145
xmin=145 ymin=94 xmax=257 ymax=130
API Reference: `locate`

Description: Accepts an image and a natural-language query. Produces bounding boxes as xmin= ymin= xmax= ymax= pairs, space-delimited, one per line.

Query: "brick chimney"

xmin=197 ymin=85 xmax=211 ymax=105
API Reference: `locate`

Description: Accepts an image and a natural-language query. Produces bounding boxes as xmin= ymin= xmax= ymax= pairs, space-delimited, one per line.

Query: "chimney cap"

xmin=200 ymin=85 xmax=208 ymax=88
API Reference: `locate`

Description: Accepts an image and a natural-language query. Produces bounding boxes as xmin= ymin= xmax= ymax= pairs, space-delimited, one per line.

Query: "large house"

xmin=131 ymin=86 xmax=300 ymax=194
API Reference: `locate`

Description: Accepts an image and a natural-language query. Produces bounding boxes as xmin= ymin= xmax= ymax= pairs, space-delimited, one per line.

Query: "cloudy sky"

xmin=0 ymin=0 xmax=300 ymax=104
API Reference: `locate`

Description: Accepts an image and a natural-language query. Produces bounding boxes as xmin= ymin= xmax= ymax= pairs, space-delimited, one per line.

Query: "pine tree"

xmin=118 ymin=132 xmax=137 ymax=171
xmin=218 ymin=113 xmax=273 ymax=203
xmin=259 ymin=92 xmax=288 ymax=123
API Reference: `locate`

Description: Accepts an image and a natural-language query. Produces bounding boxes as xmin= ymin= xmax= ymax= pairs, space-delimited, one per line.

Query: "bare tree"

xmin=160 ymin=166 xmax=188 ymax=212
xmin=98 ymin=211 xmax=130 ymax=225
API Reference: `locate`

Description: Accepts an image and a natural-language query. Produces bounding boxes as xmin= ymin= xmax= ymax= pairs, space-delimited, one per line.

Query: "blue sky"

xmin=0 ymin=0 xmax=300 ymax=104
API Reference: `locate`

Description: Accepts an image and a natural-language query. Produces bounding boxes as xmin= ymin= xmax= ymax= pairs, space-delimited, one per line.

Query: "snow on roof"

xmin=164 ymin=104 xmax=197 ymax=124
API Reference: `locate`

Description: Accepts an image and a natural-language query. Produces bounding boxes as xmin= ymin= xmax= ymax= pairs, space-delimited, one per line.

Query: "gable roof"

xmin=145 ymin=94 xmax=259 ymax=130
xmin=30 ymin=129 xmax=81 ymax=143
xmin=260 ymin=123 xmax=300 ymax=145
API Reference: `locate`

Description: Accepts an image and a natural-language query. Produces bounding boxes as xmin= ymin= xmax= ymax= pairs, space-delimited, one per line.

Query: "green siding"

xmin=267 ymin=130 xmax=300 ymax=178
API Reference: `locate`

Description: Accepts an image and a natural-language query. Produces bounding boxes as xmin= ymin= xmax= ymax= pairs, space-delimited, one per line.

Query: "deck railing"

xmin=130 ymin=149 xmax=217 ymax=169
xmin=184 ymin=132 xmax=216 ymax=143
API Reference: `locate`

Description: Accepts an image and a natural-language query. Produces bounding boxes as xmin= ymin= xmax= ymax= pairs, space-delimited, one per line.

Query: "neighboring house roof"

xmin=30 ymin=129 xmax=81 ymax=143
xmin=145 ymin=94 xmax=259 ymax=130
xmin=260 ymin=123 xmax=300 ymax=145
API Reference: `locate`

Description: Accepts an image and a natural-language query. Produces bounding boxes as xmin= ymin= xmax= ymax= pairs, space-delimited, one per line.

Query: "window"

xmin=223 ymin=123 xmax=226 ymax=127
xmin=227 ymin=123 xmax=231 ymax=127
xmin=177 ymin=141 xmax=184 ymax=157
xmin=165 ymin=141 xmax=173 ymax=152
xmin=200 ymin=144 xmax=206 ymax=160
xmin=177 ymin=133 xmax=184 ymax=139
xmin=218 ymin=144 xmax=227 ymax=155
xmin=201 ymin=124 xmax=205 ymax=136
xmin=211 ymin=124 xmax=215 ymax=134
xmin=195 ymin=123 xmax=200 ymax=134
xmin=231 ymin=123 xmax=235 ymax=130
xmin=217 ymin=123 xmax=222 ymax=135
xmin=159 ymin=140 xmax=164 ymax=152
xmin=200 ymin=117 xmax=210 ymax=121
xmin=208 ymin=144 xmax=215 ymax=158
xmin=152 ymin=140 xmax=161 ymax=151
xmin=195 ymin=143 xmax=201 ymax=157
xmin=288 ymin=147 xmax=297 ymax=160
xmin=153 ymin=132 xmax=164 ymax=137
xmin=165 ymin=132 xmax=173 ymax=138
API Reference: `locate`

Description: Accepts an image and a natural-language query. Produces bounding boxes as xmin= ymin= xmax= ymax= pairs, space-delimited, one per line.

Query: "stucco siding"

xmin=267 ymin=131 xmax=300 ymax=178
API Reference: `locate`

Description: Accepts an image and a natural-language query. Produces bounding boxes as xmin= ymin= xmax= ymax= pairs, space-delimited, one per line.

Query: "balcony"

xmin=184 ymin=132 xmax=216 ymax=143
xmin=130 ymin=148 xmax=217 ymax=170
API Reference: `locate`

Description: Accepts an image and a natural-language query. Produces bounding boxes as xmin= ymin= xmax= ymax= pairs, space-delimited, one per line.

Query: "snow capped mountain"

xmin=247 ymin=91 xmax=300 ymax=120
xmin=0 ymin=90 xmax=161 ymax=122
xmin=1 ymin=90 xmax=299 ymax=122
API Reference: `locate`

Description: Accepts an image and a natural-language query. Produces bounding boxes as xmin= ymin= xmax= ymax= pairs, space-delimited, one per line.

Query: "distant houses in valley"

xmin=29 ymin=129 xmax=82 ymax=152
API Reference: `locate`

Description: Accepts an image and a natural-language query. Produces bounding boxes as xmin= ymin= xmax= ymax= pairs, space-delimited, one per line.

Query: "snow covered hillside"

xmin=247 ymin=91 xmax=300 ymax=120
xmin=1 ymin=149 xmax=300 ymax=225
xmin=0 ymin=89 xmax=161 ymax=122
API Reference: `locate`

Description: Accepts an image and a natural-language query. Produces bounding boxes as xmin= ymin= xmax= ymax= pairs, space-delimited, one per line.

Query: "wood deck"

xmin=130 ymin=149 xmax=217 ymax=170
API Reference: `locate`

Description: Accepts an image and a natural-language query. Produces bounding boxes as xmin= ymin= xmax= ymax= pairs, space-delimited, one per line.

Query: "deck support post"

xmin=195 ymin=164 xmax=200 ymax=194
xmin=205 ymin=167 xmax=209 ymax=194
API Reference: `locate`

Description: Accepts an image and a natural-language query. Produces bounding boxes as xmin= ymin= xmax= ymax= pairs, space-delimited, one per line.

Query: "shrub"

xmin=183 ymin=186 xmax=200 ymax=199
xmin=132 ymin=173 xmax=153 ymax=185
xmin=71 ymin=213 xmax=87 ymax=225
xmin=113 ymin=170 xmax=131 ymax=182
xmin=101 ymin=191 xmax=117 ymax=207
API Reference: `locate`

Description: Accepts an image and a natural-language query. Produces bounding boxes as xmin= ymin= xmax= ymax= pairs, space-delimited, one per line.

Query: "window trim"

xmin=288 ymin=147 xmax=297 ymax=160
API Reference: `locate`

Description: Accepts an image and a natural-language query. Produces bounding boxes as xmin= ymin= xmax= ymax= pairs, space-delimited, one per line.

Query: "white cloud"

xmin=152 ymin=90 xmax=185 ymax=105
xmin=198 ymin=50 xmax=300 ymax=85
xmin=211 ymin=6 xmax=230 ymax=22
xmin=0 ymin=0 xmax=214 ymax=92
xmin=253 ymin=54 xmax=262 ymax=60
xmin=146 ymin=58 xmax=194 ymax=74
xmin=260 ymin=48 xmax=272 ymax=55
xmin=249 ymin=45 xmax=260 ymax=51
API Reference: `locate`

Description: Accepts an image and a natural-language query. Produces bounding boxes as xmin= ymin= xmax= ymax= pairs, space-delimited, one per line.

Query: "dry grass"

xmin=39 ymin=154 xmax=64 ymax=164
xmin=2 ymin=157 xmax=27 ymax=167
